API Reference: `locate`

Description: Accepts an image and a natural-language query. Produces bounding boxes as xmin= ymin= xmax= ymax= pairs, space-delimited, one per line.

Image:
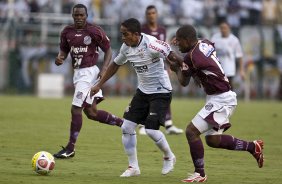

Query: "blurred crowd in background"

xmin=0 ymin=0 xmax=281 ymax=100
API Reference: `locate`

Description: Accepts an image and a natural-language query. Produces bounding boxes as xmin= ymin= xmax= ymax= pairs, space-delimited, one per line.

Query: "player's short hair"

xmin=121 ymin=18 xmax=141 ymax=35
xmin=72 ymin=4 xmax=88 ymax=16
xmin=218 ymin=20 xmax=230 ymax=27
xmin=176 ymin=25 xmax=197 ymax=41
xmin=146 ymin=5 xmax=157 ymax=12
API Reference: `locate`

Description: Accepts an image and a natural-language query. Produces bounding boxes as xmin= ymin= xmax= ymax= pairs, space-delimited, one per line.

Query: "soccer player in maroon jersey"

xmin=167 ymin=25 xmax=264 ymax=182
xmin=139 ymin=5 xmax=183 ymax=135
xmin=53 ymin=4 xmax=123 ymax=159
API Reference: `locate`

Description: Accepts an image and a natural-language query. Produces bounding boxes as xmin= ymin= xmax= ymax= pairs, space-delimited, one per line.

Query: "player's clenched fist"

xmin=90 ymin=85 xmax=100 ymax=97
xmin=55 ymin=55 xmax=65 ymax=66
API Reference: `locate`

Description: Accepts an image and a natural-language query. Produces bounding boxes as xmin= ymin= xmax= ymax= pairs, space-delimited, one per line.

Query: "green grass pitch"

xmin=0 ymin=95 xmax=281 ymax=184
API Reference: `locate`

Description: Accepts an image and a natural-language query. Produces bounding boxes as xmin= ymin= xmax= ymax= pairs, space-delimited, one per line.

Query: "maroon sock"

xmin=218 ymin=135 xmax=255 ymax=153
xmin=66 ymin=114 xmax=82 ymax=151
xmin=95 ymin=110 xmax=123 ymax=127
xmin=188 ymin=139 xmax=205 ymax=177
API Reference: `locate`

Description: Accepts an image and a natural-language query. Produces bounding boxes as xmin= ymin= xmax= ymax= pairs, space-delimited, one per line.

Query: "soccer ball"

xmin=31 ymin=151 xmax=55 ymax=175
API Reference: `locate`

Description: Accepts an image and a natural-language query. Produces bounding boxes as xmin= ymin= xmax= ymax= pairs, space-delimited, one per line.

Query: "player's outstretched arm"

xmin=90 ymin=62 xmax=120 ymax=97
xmin=55 ymin=51 xmax=67 ymax=66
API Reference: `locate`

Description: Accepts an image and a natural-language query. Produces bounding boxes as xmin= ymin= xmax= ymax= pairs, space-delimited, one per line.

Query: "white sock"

xmin=164 ymin=120 xmax=173 ymax=127
xmin=121 ymin=119 xmax=139 ymax=169
xmin=145 ymin=129 xmax=174 ymax=158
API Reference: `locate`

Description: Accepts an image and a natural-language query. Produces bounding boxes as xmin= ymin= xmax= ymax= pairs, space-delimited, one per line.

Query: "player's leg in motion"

xmin=182 ymin=123 xmax=207 ymax=183
xmin=164 ymin=105 xmax=183 ymax=135
xmin=83 ymin=99 xmax=123 ymax=127
xmin=120 ymin=119 xmax=140 ymax=177
xmin=145 ymin=128 xmax=176 ymax=175
xmin=182 ymin=122 xmax=264 ymax=182
xmin=53 ymin=105 xmax=82 ymax=159
xmin=145 ymin=95 xmax=176 ymax=175
xmin=139 ymin=106 xmax=184 ymax=135
xmin=205 ymin=134 xmax=264 ymax=168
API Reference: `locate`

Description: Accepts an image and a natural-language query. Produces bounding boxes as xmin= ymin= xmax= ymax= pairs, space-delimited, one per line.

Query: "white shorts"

xmin=192 ymin=91 xmax=237 ymax=135
xmin=72 ymin=65 xmax=103 ymax=107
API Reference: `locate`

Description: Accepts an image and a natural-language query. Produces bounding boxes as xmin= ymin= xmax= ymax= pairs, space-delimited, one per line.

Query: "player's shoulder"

xmin=211 ymin=32 xmax=221 ymax=40
xmin=229 ymin=33 xmax=240 ymax=42
xmin=61 ymin=24 xmax=75 ymax=33
xmin=194 ymin=39 xmax=215 ymax=57
xmin=119 ymin=43 xmax=129 ymax=53
xmin=86 ymin=23 xmax=106 ymax=35
xmin=142 ymin=33 xmax=157 ymax=42
xmin=87 ymin=23 xmax=103 ymax=30
xmin=201 ymin=39 xmax=214 ymax=45
xmin=158 ymin=25 xmax=166 ymax=32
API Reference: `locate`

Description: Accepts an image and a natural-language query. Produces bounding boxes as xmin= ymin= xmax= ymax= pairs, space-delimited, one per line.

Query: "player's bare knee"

xmin=71 ymin=105 xmax=83 ymax=115
xmin=205 ymin=135 xmax=220 ymax=148
xmin=186 ymin=123 xmax=200 ymax=141
xmin=83 ymin=107 xmax=97 ymax=120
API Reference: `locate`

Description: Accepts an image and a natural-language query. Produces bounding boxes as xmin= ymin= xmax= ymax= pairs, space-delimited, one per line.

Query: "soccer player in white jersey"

xmin=90 ymin=18 xmax=179 ymax=177
xmin=139 ymin=5 xmax=183 ymax=135
xmin=211 ymin=21 xmax=245 ymax=89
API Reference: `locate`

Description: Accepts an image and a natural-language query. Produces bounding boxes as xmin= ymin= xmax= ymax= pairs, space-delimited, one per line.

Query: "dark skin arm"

xmin=98 ymin=47 xmax=113 ymax=78
xmin=90 ymin=61 xmax=120 ymax=97
xmin=55 ymin=51 xmax=68 ymax=66
xmin=166 ymin=51 xmax=191 ymax=86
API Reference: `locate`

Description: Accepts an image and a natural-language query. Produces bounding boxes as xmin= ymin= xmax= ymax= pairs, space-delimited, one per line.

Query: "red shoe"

xmin=182 ymin=172 xmax=207 ymax=183
xmin=252 ymin=140 xmax=264 ymax=168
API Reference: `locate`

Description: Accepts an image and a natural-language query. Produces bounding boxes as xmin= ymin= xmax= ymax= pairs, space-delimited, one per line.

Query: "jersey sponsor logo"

xmin=205 ymin=103 xmax=213 ymax=111
xmin=84 ymin=36 xmax=92 ymax=45
xmin=75 ymin=34 xmax=82 ymax=37
xmin=132 ymin=63 xmax=148 ymax=73
xmin=149 ymin=44 xmax=168 ymax=57
xmin=155 ymin=40 xmax=169 ymax=49
xmin=70 ymin=46 xmax=88 ymax=54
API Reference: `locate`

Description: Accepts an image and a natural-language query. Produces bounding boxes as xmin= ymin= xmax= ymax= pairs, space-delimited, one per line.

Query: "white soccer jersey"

xmin=114 ymin=33 xmax=172 ymax=94
xmin=211 ymin=33 xmax=243 ymax=77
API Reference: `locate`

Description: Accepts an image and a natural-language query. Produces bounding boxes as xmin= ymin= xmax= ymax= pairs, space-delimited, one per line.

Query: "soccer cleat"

xmin=120 ymin=166 xmax=140 ymax=177
xmin=161 ymin=155 xmax=176 ymax=175
xmin=166 ymin=125 xmax=184 ymax=135
xmin=138 ymin=126 xmax=147 ymax=135
xmin=182 ymin=172 xmax=207 ymax=182
xmin=53 ymin=146 xmax=75 ymax=159
xmin=252 ymin=140 xmax=264 ymax=168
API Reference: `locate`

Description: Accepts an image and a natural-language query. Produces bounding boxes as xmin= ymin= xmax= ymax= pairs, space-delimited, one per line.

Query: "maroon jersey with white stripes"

xmin=141 ymin=24 xmax=166 ymax=41
xmin=182 ymin=39 xmax=231 ymax=95
xmin=60 ymin=23 xmax=110 ymax=69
